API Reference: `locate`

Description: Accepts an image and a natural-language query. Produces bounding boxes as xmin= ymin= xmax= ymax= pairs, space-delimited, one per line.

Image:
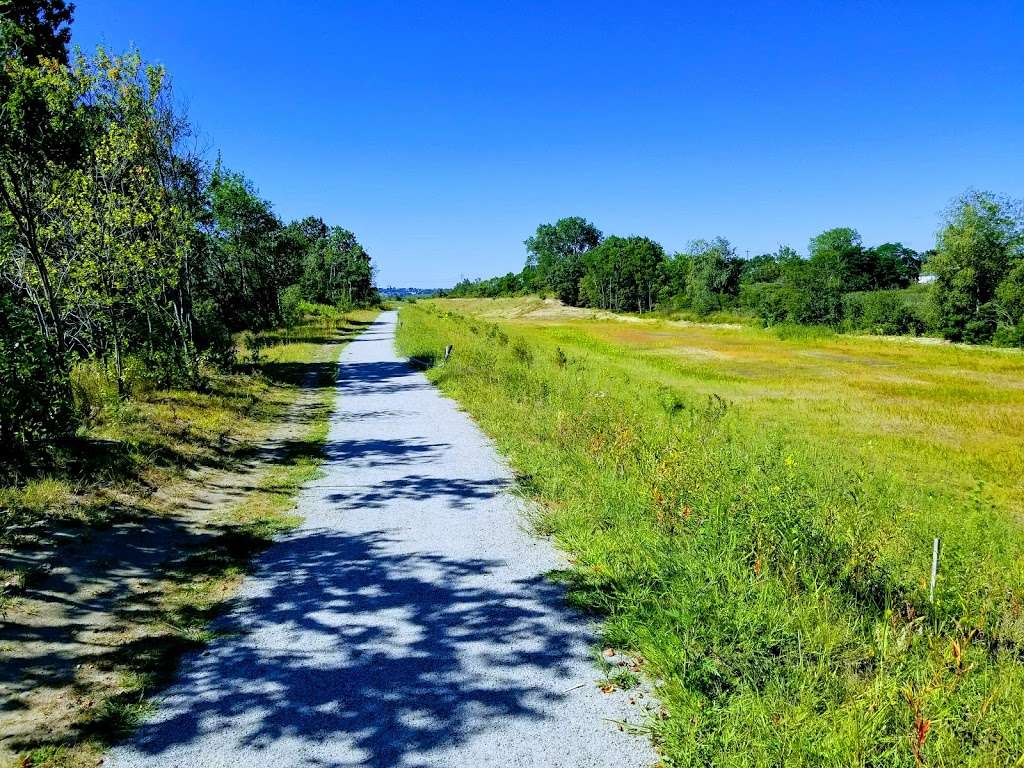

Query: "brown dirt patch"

xmin=0 ymin=357 xmax=336 ymax=765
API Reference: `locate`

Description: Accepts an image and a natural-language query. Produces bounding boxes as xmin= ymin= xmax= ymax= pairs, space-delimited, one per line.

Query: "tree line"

xmin=447 ymin=193 xmax=1024 ymax=348
xmin=1 ymin=1 xmax=378 ymax=460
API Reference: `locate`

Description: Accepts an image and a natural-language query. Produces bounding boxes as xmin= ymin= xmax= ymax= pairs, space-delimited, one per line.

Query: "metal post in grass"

xmin=929 ymin=537 xmax=940 ymax=604
xmin=443 ymin=344 xmax=453 ymax=364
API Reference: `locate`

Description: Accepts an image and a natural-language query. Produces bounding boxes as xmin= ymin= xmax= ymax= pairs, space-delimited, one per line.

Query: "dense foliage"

xmin=453 ymin=197 xmax=1024 ymax=348
xmin=927 ymin=191 xmax=1024 ymax=345
xmin=0 ymin=2 xmax=378 ymax=463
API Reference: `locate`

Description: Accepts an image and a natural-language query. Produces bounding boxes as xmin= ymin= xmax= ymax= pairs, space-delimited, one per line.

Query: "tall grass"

xmin=397 ymin=301 xmax=1024 ymax=767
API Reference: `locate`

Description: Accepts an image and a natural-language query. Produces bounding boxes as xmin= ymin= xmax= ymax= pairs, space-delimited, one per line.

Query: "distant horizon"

xmin=71 ymin=1 xmax=1024 ymax=286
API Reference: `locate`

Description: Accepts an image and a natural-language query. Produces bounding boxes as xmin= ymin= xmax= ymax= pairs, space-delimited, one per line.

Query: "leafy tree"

xmin=996 ymin=261 xmax=1024 ymax=325
xmin=580 ymin=235 xmax=665 ymax=312
xmin=519 ymin=262 xmax=541 ymax=293
xmin=993 ymin=261 xmax=1024 ymax=346
xmin=807 ymin=229 xmax=920 ymax=293
xmin=738 ymin=247 xmax=798 ymax=315
xmin=0 ymin=0 xmax=73 ymax=64
xmin=622 ymin=236 xmax=666 ymax=312
xmin=57 ymin=50 xmax=193 ymax=390
xmin=1 ymin=48 xmax=201 ymax=391
xmin=842 ymin=290 xmax=924 ymax=335
xmin=808 ymin=227 xmax=875 ymax=292
xmin=750 ymin=253 xmax=844 ymax=327
xmin=685 ymin=237 xmax=743 ymax=314
xmin=0 ymin=6 xmax=380 ymax=457
xmin=447 ymin=271 xmax=527 ymax=298
xmin=658 ymin=251 xmax=690 ymax=306
xmin=927 ymin=191 xmax=1024 ymax=343
xmin=0 ymin=24 xmax=83 ymax=365
xmin=301 ymin=226 xmax=374 ymax=308
xmin=294 ymin=215 xmax=329 ymax=242
xmin=869 ymin=242 xmax=921 ymax=288
xmin=203 ymin=163 xmax=290 ymax=329
xmin=740 ymin=252 xmax=782 ymax=284
xmin=0 ymin=278 xmax=72 ymax=458
xmin=279 ymin=283 xmax=304 ymax=327
xmin=525 ymin=216 xmax=602 ymax=305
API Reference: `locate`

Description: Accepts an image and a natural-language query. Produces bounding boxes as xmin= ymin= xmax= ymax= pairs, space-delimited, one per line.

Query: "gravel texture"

xmin=105 ymin=311 xmax=656 ymax=768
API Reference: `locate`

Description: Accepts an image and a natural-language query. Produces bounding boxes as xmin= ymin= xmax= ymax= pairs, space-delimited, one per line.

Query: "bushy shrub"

xmin=135 ymin=347 xmax=196 ymax=390
xmin=192 ymin=298 xmax=236 ymax=371
xmin=0 ymin=292 xmax=74 ymax=459
xmin=279 ymin=284 xmax=304 ymax=327
xmin=992 ymin=320 xmax=1024 ymax=347
xmin=843 ymin=290 xmax=925 ymax=335
xmin=752 ymin=275 xmax=844 ymax=327
xmin=753 ymin=284 xmax=789 ymax=326
xmin=962 ymin=302 xmax=1000 ymax=344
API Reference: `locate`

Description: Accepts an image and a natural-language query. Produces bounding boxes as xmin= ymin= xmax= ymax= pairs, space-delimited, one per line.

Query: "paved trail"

xmin=107 ymin=311 xmax=654 ymax=768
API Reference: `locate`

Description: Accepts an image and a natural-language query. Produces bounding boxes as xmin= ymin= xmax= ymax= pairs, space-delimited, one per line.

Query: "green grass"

xmin=397 ymin=299 xmax=1024 ymax=767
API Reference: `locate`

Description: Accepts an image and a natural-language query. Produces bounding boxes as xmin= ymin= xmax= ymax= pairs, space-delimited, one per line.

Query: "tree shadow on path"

xmin=125 ymin=528 xmax=588 ymax=767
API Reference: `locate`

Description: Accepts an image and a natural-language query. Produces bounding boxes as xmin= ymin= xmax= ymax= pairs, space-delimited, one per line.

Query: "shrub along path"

xmin=105 ymin=311 xmax=655 ymax=768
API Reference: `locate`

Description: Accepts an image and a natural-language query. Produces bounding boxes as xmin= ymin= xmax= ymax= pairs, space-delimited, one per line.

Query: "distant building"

xmin=918 ymin=274 xmax=937 ymax=284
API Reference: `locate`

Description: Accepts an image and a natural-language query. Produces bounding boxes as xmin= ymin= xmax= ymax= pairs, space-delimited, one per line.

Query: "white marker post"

xmin=929 ymin=537 xmax=940 ymax=604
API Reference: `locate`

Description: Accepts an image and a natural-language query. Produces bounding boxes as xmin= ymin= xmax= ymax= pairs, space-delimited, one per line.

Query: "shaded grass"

xmin=398 ymin=299 xmax=1024 ymax=767
xmin=5 ymin=308 xmax=376 ymax=768
xmin=0 ymin=310 xmax=376 ymax=551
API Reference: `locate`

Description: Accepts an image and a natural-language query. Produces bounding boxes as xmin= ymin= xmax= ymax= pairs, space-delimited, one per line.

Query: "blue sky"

xmin=72 ymin=1 xmax=1024 ymax=287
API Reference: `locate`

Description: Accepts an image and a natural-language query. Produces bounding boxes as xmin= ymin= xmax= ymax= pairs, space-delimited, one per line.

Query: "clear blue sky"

xmin=72 ymin=1 xmax=1024 ymax=287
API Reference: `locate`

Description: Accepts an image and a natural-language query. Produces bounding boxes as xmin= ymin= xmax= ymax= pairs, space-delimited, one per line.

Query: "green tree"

xmin=0 ymin=269 xmax=72 ymax=458
xmin=56 ymin=50 xmax=194 ymax=390
xmin=658 ymin=252 xmax=690 ymax=306
xmin=927 ymin=191 xmax=1023 ymax=343
xmin=204 ymin=163 xmax=290 ymax=329
xmin=869 ymin=242 xmax=921 ymax=288
xmin=685 ymin=237 xmax=743 ymax=314
xmin=740 ymin=252 xmax=782 ymax=284
xmin=994 ymin=261 xmax=1024 ymax=346
xmin=301 ymin=225 xmax=374 ymax=307
xmin=447 ymin=271 xmax=527 ymax=298
xmin=0 ymin=10 xmax=83 ymax=364
xmin=808 ymin=227 xmax=876 ymax=292
xmin=580 ymin=235 xmax=665 ymax=312
xmin=0 ymin=0 xmax=73 ymax=64
xmin=525 ymin=216 xmax=602 ymax=305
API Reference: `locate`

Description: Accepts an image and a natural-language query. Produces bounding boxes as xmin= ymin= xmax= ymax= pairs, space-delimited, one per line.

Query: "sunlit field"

xmin=445 ymin=297 xmax=1024 ymax=518
xmin=399 ymin=297 xmax=1024 ymax=767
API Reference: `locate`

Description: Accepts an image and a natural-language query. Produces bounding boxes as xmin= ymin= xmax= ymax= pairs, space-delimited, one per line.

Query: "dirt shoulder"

xmin=0 ymin=315 xmax=371 ymax=767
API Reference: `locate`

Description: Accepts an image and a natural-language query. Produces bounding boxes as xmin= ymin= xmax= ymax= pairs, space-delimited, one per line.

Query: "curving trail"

xmin=105 ymin=310 xmax=655 ymax=768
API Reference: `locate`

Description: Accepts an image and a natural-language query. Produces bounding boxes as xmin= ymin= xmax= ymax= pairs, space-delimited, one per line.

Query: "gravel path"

xmin=105 ymin=311 xmax=655 ymax=768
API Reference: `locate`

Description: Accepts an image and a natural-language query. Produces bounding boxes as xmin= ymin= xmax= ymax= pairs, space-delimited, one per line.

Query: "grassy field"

xmin=1 ymin=307 xmax=377 ymax=767
xmin=397 ymin=297 xmax=1024 ymax=767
